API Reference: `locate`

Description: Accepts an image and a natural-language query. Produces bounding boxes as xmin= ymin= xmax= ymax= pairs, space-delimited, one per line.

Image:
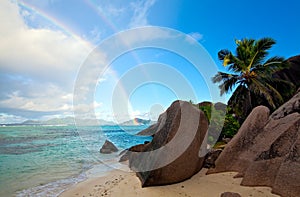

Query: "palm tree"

xmin=212 ymin=38 xmax=292 ymax=120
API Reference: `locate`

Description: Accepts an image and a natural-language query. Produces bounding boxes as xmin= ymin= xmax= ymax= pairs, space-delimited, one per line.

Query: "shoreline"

xmin=59 ymin=168 xmax=279 ymax=197
xmin=15 ymin=159 xmax=125 ymax=197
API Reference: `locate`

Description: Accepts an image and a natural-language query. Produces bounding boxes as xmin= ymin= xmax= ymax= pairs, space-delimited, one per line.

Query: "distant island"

xmin=120 ymin=118 xmax=155 ymax=126
xmin=0 ymin=117 xmax=154 ymax=126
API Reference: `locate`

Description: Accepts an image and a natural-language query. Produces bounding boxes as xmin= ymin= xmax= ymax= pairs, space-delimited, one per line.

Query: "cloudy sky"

xmin=1 ymin=0 xmax=300 ymax=123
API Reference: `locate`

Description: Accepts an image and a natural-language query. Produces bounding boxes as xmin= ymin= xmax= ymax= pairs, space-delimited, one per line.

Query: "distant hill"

xmin=44 ymin=117 xmax=75 ymax=125
xmin=73 ymin=118 xmax=115 ymax=126
xmin=121 ymin=118 xmax=153 ymax=126
xmin=19 ymin=117 xmax=115 ymax=126
xmin=21 ymin=120 xmax=43 ymax=125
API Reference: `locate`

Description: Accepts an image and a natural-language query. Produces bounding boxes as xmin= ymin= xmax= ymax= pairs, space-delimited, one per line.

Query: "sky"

xmin=0 ymin=0 xmax=300 ymax=123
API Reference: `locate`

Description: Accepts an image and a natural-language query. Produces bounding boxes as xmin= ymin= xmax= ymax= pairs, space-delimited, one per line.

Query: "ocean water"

xmin=0 ymin=125 xmax=152 ymax=197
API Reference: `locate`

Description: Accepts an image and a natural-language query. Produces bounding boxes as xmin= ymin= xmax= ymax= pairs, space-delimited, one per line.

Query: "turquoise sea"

xmin=0 ymin=125 xmax=151 ymax=197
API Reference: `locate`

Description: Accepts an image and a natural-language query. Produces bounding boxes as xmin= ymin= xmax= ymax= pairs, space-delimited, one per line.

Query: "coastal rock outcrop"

xmin=208 ymin=91 xmax=300 ymax=197
xmin=269 ymin=88 xmax=300 ymax=120
xmin=100 ymin=140 xmax=118 ymax=154
xmin=129 ymin=100 xmax=208 ymax=187
xmin=207 ymin=106 xmax=270 ymax=174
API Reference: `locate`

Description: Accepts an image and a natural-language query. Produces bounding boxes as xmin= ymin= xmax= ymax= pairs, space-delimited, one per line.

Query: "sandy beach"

xmin=60 ymin=168 xmax=278 ymax=197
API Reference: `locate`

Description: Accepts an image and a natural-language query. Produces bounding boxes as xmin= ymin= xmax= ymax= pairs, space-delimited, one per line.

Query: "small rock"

xmin=220 ymin=192 xmax=241 ymax=197
xmin=204 ymin=149 xmax=222 ymax=168
xmin=100 ymin=140 xmax=118 ymax=154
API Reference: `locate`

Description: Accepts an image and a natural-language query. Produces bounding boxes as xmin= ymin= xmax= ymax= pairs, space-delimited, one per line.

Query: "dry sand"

xmin=59 ymin=168 xmax=278 ymax=197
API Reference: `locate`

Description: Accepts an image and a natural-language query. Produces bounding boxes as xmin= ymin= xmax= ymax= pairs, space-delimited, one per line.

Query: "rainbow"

xmin=83 ymin=0 xmax=142 ymax=64
xmin=17 ymin=0 xmax=144 ymax=66
xmin=16 ymin=0 xmax=93 ymax=51
xmin=132 ymin=118 xmax=140 ymax=125
xmin=15 ymin=0 xmax=160 ymax=122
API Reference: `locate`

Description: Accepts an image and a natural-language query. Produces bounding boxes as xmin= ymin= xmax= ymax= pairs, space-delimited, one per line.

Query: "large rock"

xmin=129 ymin=100 xmax=208 ymax=187
xmin=100 ymin=140 xmax=118 ymax=154
xmin=241 ymin=113 xmax=300 ymax=185
xmin=275 ymin=55 xmax=300 ymax=88
xmin=136 ymin=115 xmax=165 ymax=136
xmin=214 ymin=102 xmax=227 ymax=112
xmin=207 ymin=105 xmax=270 ymax=174
xmin=119 ymin=143 xmax=150 ymax=162
xmin=208 ymin=91 xmax=300 ymax=197
xmin=270 ymin=88 xmax=300 ymax=120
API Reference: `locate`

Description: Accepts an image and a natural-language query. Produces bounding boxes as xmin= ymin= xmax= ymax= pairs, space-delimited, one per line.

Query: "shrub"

xmin=199 ymin=104 xmax=240 ymax=143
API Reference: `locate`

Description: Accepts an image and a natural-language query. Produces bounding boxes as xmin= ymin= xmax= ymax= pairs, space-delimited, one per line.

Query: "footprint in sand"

xmin=95 ymin=175 xmax=125 ymax=196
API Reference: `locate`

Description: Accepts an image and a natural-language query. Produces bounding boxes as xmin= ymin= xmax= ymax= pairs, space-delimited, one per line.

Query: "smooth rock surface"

xmin=129 ymin=100 xmax=208 ymax=187
xmin=207 ymin=106 xmax=270 ymax=174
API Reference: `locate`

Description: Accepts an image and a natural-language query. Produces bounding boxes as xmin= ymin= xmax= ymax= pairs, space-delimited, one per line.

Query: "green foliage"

xmin=208 ymin=135 xmax=214 ymax=144
xmin=199 ymin=105 xmax=212 ymax=121
xmin=199 ymin=104 xmax=240 ymax=143
xmin=212 ymin=37 xmax=294 ymax=122
xmin=221 ymin=113 xmax=240 ymax=138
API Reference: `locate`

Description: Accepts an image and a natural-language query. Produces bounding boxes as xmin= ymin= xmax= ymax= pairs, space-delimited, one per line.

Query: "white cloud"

xmin=0 ymin=0 xmax=91 ymax=86
xmin=86 ymin=26 xmax=102 ymax=44
xmin=0 ymin=0 xmax=94 ymax=120
xmin=129 ymin=109 xmax=141 ymax=119
xmin=0 ymin=0 xmax=161 ymax=123
xmin=0 ymin=113 xmax=26 ymax=124
xmin=21 ymin=0 xmax=59 ymax=8
xmin=129 ymin=0 xmax=156 ymax=28
xmin=93 ymin=0 xmax=156 ymax=30
xmin=0 ymin=84 xmax=73 ymax=112
xmin=189 ymin=32 xmax=203 ymax=41
xmin=186 ymin=32 xmax=204 ymax=44
xmin=73 ymin=101 xmax=103 ymax=120
xmin=102 ymin=4 xmax=125 ymax=18
xmin=108 ymin=27 xmax=175 ymax=50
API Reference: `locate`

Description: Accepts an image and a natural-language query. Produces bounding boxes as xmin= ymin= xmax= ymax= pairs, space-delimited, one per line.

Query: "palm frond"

xmin=213 ymin=37 xmax=292 ymax=115
xmin=212 ymin=72 xmax=240 ymax=95
xmin=256 ymin=38 xmax=276 ymax=51
xmin=235 ymin=38 xmax=255 ymax=64
xmin=228 ymin=85 xmax=249 ymax=104
xmin=263 ymin=56 xmax=288 ymax=71
xmin=250 ymin=38 xmax=276 ymax=68
xmin=212 ymin=72 xmax=237 ymax=83
xmin=218 ymin=50 xmax=247 ymax=72
xmin=228 ymin=85 xmax=252 ymax=117
xmin=269 ymin=78 xmax=296 ymax=99
xmin=227 ymin=55 xmax=247 ymax=72
xmin=218 ymin=49 xmax=230 ymax=60
xmin=265 ymin=83 xmax=284 ymax=103
xmin=271 ymin=77 xmax=295 ymax=88
xmin=249 ymin=79 xmax=276 ymax=108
